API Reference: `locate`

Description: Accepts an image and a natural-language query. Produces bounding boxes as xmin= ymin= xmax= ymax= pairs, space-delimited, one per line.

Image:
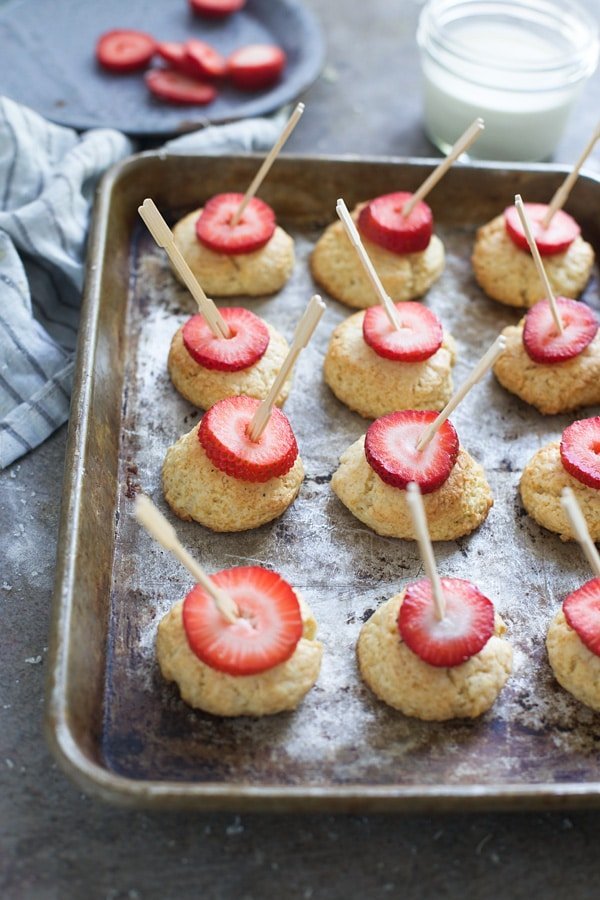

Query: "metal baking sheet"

xmin=46 ymin=153 xmax=600 ymax=811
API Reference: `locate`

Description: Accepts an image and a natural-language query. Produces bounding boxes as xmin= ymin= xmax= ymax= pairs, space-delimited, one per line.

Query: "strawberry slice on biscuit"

xmin=183 ymin=566 xmax=303 ymax=675
xmin=198 ymin=395 xmax=298 ymax=482
xmin=398 ymin=577 xmax=495 ymax=667
xmin=195 ymin=193 xmax=276 ymax=254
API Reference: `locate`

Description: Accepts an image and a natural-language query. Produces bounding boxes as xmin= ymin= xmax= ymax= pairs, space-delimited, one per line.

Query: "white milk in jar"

xmin=417 ymin=0 xmax=599 ymax=161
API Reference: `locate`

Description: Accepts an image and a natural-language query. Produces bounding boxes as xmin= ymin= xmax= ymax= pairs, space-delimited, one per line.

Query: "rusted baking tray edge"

xmin=45 ymin=151 xmax=600 ymax=812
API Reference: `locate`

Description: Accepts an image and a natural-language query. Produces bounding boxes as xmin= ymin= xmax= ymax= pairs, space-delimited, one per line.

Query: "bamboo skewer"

xmin=134 ymin=494 xmax=239 ymax=623
xmin=336 ymin=198 xmax=401 ymax=330
xmin=561 ymin=487 xmax=600 ymax=578
xmin=248 ymin=294 xmax=325 ymax=441
xmin=138 ymin=199 xmax=230 ymax=339
xmin=402 ymin=117 xmax=485 ymax=217
xmin=230 ymin=102 xmax=305 ymax=226
xmin=416 ymin=335 xmax=506 ymax=451
xmin=514 ymin=194 xmax=564 ymax=336
xmin=542 ymin=123 xmax=600 ymax=228
xmin=406 ymin=483 xmax=446 ymax=621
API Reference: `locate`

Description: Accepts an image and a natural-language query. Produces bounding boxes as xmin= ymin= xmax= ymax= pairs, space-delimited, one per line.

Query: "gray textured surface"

xmin=3 ymin=0 xmax=600 ymax=896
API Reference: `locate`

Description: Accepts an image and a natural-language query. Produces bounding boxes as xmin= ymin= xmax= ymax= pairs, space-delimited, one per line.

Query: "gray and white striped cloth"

xmin=0 ymin=95 xmax=286 ymax=469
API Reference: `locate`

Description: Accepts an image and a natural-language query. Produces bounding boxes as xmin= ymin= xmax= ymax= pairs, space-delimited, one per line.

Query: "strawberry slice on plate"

xmin=183 ymin=307 xmax=270 ymax=372
xmin=227 ymin=44 xmax=287 ymax=90
xmin=362 ymin=302 xmax=443 ymax=362
xmin=189 ymin=0 xmax=246 ymax=17
xmin=398 ymin=577 xmax=495 ymax=667
xmin=155 ymin=42 xmax=199 ymax=77
xmin=145 ymin=69 xmax=217 ymax=105
xmin=560 ymin=416 xmax=600 ymax=489
xmin=199 ymin=395 xmax=298 ymax=482
xmin=183 ymin=566 xmax=303 ymax=675
xmin=523 ymin=297 xmax=598 ymax=364
xmin=563 ymin=577 xmax=600 ymax=657
xmin=504 ymin=203 xmax=580 ymax=255
xmin=195 ymin=193 xmax=276 ymax=254
xmin=364 ymin=409 xmax=459 ymax=493
xmin=96 ymin=30 xmax=156 ymax=73
xmin=184 ymin=40 xmax=228 ymax=80
xmin=357 ymin=192 xmax=433 ymax=254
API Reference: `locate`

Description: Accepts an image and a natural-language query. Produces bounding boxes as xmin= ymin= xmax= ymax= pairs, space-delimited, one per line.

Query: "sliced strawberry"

xmin=189 ymin=0 xmax=246 ymax=17
xmin=362 ymin=302 xmax=443 ymax=362
xmin=155 ymin=42 xmax=198 ymax=76
xmin=145 ymin=69 xmax=217 ymax=105
xmin=523 ymin=297 xmax=598 ymax=364
xmin=195 ymin=193 xmax=276 ymax=254
xmin=227 ymin=45 xmax=286 ymax=91
xmin=183 ymin=566 xmax=303 ymax=675
xmin=504 ymin=203 xmax=580 ymax=255
xmin=364 ymin=410 xmax=459 ymax=493
xmin=96 ymin=30 xmax=156 ymax=74
xmin=182 ymin=307 xmax=270 ymax=372
xmin=560 ymin=417 xmax=600 ymax=490
xmin=357 ymin=192 xmax=433 ymax=254
xmin=563 ymin=577 xmax=600 ymax=658
xmin=199 ymin=395 xmax=298 ymax=482
xmin=398 ymin=577 xmax=495 ymax=667
xmin=184 ymin=40 xmax=228 ymax=80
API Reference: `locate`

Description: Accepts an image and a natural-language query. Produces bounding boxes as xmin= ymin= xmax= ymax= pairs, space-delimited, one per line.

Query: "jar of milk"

xmin=417 ymin=0 xmax=599 ymax=161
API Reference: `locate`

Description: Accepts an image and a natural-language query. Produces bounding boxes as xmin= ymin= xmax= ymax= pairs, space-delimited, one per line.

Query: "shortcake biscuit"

xmin=331 ymin=438 xmax=493 ymax=540
xmin=494 ymin=325 xmax=600 ymax=415
xmin=357 ymin=593 xmax=512 ymax=720
xmin=324 ymin=310 xmax=456 ymax=418
xmin=172 ymin=208 xmax=294 ymax=297
xmin=162 ymin=423 xmax=304 ymax=531
xmin=168 ymin=322 xmax=291 ymax=410
xmin=519 ymin=442 xmax=600 ymax=541
xmin=157 ymin=594 xmax=322 ymax=716
xmin=472 ymin=214 xmax=594 ymax=308
xmin=546 ymin=609 xmax=600 ymax=711
xmin=311 ymin=204 xmax=445 ymax=309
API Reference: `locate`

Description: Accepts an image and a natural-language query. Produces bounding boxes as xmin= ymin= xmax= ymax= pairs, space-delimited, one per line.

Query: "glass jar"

xmin=417 ymin=0 xmax=599 ymax=161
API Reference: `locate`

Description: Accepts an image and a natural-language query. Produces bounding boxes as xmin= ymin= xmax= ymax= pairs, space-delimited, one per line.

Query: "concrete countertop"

xmin=2 ymin=1 xmax=600 ymax=897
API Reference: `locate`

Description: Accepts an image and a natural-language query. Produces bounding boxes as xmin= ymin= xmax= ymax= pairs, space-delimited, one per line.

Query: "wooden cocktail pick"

xmin=561 ymin=487 xmax=600 ymax=578
xmin=402 ymin=117 xmax=485 ymax=217
xmin=416 ymin=334 xmax=506 ymax=451
xmin=230 ymin=102 xmax=305 ymax=226
xmin=248 ymin=294 xmax=325 ymax=441
xmin=406 ymin=482 xmax=446 ymax=620
xmin=336 ymin=197 xmax=401 ymax=330
xmin=514 ymin=194 xmax=564 ymax=336
xmin=134 ymin=494 xmax=239 ymax=623
xmin=138 ymin=198 xmax=230 ymax=339
xmin=542 ymin=122 xmax=600 ymax=228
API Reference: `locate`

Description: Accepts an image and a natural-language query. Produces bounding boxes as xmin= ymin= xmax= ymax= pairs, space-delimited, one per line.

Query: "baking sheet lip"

xmin=45 ymin=151 xmax=600 ymax=812
xmin=103 ymin=147 xmax=600 ymax=187
xmin=42 ymin=716 xmax=600 ymax=811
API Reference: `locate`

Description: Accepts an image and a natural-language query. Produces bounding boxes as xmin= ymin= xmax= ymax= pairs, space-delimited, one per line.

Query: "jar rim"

xmin=418 ymin=0 xmax=599 ymax=79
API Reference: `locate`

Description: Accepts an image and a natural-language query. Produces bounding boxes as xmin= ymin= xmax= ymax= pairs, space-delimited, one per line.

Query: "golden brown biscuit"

xmin=494 ymin=324 xmax=600 ymax=415
xmin=172 ymin=208 xmax=295 ymax=297
xmin=324 ymin=310 xmax=457 ymax=418
xmin=162 ymin=422 xmax=304 ymax=531
xmin=311 ymin=204 xmax=445 ymax=309
xmin=520 ymin=442 xmax=600 ymax=541
xmin=331 ymin=437 xmax=493 ymax=540
xmin=157 ymin=594 xmax=323 ymax=716
xmin=357 ymin=592 xmax=512 ymax=720
xmin=168 ymin=321 xmax=291 ymax=410
xmin=472 ymin=214 xmax=595 ymax=308
xmin=546 ymin=608 xmax=600 ymax=711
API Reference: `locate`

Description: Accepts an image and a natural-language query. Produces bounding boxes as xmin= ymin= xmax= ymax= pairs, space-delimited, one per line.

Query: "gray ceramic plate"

xmin=0 ymin=0 xmax=323 ymax=135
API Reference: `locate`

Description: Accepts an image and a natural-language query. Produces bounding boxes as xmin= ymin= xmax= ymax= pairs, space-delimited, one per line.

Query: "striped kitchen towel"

xmin=0 ymin=96 xmax=286 ymax=468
